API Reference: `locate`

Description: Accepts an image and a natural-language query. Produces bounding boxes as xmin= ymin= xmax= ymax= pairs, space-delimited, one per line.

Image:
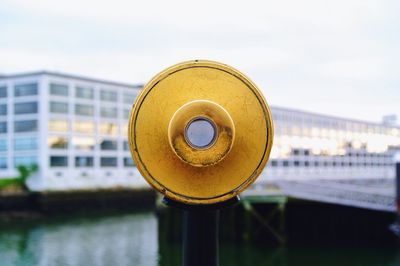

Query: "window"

xmin=48 ymin=137 xmax=68 ymax=149
xmin=76 ymin=86 xmax=94 ymax=99
xmin=122 ymin=124 xmax=128 ymax=135
xmin=0 ymin=86 xmax=7 ymax=98
xmin=100 ymin=107 xmax=117 ymax=118
xmin=0 ymin=157 xmax=6 ymax=168
xmin=14 ymin=120 xmax=37 ymax=132
xmin=75 ymin=104 xmax=94 ymax=116
xmin=100 ymin=90 xmax=117 ymax=102
xmin=124 ymin=157 xmax=135 ymax=167
xmin=99 ymin=123 xmax=118 ymax=135
xmin=283 ymin=161 xmax=289 ymax=167
xmin=72 ymin=137 xmax=95 ymax=150
xmin=270 ymin=160 xmax=277 ymax=167
xmin=123 ymin=109 xmax=130 ymax=119
xmin=74 ymin=121 xmax=94 ymax=133
xmin=123 ymin=140 xmax=129 ymax=151
xmin=0 ymin=104 xmax=7 ymax=115
xmin=123 ymin=93 xmax=136 ymax=104
xmin=101 ymin=157 xmax=117 ymax=167
xmin=0 ymin=139 xmax=6 ymax=151
xmin=14 ymin=137 xmax=37 ymax=150
xmin=100 ymin=140 xmax=117 ymax=150
xmin=75 ymin=156 xmax=93 ymax=167
xmin=14 ymin=156 xmax=37 ymax=167
xmin=50 ymin=101 xmax=68 ymax=114
xmin=50 ymin=156 xmax=68 ymax=167
xmin=14 ymin=102 xmax=38 ymax=114
xmin=0 ymin=122 xmax=6 ymax=133
xmin=49 ymin=120 xmax=68 ymax=132
xmin=14 ymin=83 xmax=38 ymax=97
xmin=50 ymin=83 xmax=68 ymax=96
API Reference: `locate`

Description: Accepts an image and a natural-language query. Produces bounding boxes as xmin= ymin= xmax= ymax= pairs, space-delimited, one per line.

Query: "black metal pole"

xmin=390 ymin=161 xmax=400 ymax=237
xmin=396 ymin=162 xmax=400 ymax=222
xmin=163 ymin=196 xmax=239 ymax=266
xmin=183 ymin=208 xmax=219 ymax=266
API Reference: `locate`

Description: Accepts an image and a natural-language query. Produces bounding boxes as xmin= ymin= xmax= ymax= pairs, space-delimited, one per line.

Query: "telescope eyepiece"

xmin=184 ymin=117 xmax=217 ymax=150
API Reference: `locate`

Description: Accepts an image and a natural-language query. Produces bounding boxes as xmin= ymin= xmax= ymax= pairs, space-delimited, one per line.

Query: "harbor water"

xmin=0 ymin=210 xmax=399 ymax=266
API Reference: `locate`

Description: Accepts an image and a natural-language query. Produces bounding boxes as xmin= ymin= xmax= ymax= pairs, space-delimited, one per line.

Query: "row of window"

xmin=0 ymin=156 xmax=391 ymax=169
xmin=0 ymin=156 xmax=135 ymax=168
xmin=0 ymin=120 xmax=129 ymax=134
xmin=50 ymin=101 xmax=130 ymax=118
xmin=0 ymin=156 xmax=36 ymax=169
xmin=0 ymin=83 xmax=38 ymax=98
xmin=290 ymin=148 xmax=392 ymax=158
xmin=49 ymin=156 xmax=135 ymax=167
xmin=268 ymin=160 xmax=393 ymax=167
xmin=0 ymin=138 xmax=37 ymax=151
xmin=0 ymin=102 xmax=38 ymax=115
xmin=273 ymin=112 xmax=397 ymax=135
xmin=49 ymin=83 xmax=137 ymax=104
xmin=273 ymin=112 xmax=346 ymax=129
xmin=0 ymin=120 xmax=37 ymax=133
xmin=0 ymin=101 xmax=131 ymax=118
xmin=48 ymin=120 xmax=126 ymax=135
xmin=48 ymin=137 xmax=130 ymax=151
xmin=0 ymin=83 xmax=138 ymax=105
xmin=0 ymin=136 xmax=130 ymax=151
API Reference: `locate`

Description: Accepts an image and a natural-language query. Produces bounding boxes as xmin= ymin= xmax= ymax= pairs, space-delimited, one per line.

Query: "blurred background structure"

xmin=0 ymin=72 xmax=398 ymax=191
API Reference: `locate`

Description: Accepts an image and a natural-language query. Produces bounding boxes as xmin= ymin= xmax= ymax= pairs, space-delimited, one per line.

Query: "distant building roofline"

xmin=270 ymin=105 xmax=400 ymax=129
xmin=0 ymin=70 xmax=143 ymax=89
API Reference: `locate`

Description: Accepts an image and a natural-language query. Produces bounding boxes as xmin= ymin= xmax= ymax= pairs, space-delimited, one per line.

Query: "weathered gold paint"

xmin=128 ymin=60 xmax=274 ymax=205
xmin=168 ymin=100 xmax=235 ymax=167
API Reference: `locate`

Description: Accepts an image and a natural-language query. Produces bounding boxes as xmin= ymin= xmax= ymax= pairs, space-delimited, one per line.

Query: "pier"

xmin=244 ymin=177 xmax=395 ymax=213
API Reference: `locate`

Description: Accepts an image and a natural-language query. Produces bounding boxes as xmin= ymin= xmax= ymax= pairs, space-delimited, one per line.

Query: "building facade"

xmin=0 ymin=71 xmax=145 ymax=190
xmin=260 ymin=106 xmax=400 ymax=182
xmin=0 ymin=71 xmax=399 ymax=191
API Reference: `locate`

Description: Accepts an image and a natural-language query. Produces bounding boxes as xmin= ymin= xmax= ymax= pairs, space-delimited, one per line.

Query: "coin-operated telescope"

xmin=128 ymin=60 xmax=273 ymax=266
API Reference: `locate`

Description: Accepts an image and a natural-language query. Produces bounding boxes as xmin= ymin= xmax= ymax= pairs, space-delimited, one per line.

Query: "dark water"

xmin=0 ymin=211 xmax=399 ymax=266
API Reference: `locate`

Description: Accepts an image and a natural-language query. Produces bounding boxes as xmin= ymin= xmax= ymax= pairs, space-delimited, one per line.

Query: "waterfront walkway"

xmin=243 ymin=178 xmax=396 ymax=212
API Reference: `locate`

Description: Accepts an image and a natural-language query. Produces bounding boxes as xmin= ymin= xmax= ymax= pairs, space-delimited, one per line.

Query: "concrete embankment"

xmin=0 ymin=188 xmax=156 ymax=217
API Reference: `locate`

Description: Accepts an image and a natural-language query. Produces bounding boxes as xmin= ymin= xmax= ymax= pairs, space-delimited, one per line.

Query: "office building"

xmin=261 ymin=106 xmax=400 ymax=182
xmin=0 ymin=71 xmax=144 ymax=190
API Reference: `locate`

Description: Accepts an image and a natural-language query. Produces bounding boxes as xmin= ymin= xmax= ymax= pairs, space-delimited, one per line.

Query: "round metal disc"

xmin=128 ymin=60 xmax=274 ymax=205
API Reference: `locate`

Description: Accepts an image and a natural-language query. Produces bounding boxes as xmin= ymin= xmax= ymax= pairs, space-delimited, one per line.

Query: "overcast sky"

xmin=1 ymin=0 xmax=399 ymax=123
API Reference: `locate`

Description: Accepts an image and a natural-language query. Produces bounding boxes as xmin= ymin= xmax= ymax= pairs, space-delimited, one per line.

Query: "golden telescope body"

xmin=128 ymin=60 xmax=273 ymax=205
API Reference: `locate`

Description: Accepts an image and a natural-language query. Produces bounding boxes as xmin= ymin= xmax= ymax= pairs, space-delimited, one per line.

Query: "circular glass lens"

xmin=185 ymin=118 xmax=216 ymax=149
